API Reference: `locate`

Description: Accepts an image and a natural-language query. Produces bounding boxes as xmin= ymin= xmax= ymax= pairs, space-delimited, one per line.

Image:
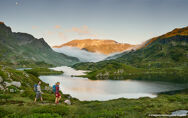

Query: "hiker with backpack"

xmin=53 ymin=82 xmax=61 ymax=104
xmin=34 ymin=81 xmax=43 ymax=103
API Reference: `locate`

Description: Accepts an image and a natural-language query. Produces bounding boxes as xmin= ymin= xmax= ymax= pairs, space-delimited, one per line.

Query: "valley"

xmin=1 ymin=0 xmax=188 ymax=117
xmin=0 ymin=22 xmax=188 ymax=118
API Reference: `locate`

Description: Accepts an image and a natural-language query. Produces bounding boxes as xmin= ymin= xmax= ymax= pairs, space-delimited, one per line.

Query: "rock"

xmin=44 ymin=86 xmax=51 ymax=91
xmin=9 ymin=89 xmax=16 ymax=93
xmin=64 ymin=99 xmax=71 ymax=105
xmin=11 ymin=81 xmax=21 ymax=88
xmin=4 ymin=82 xmax=11 ymax=87
xmin=23 ymin=72 xmax=29 ymax=78
xmin=5 ymin=81 xmax=21 ymax=88
xmin=0 ymin=76 xmax=3 ymax=83
xmin=20 ymin=90 xmax=24 ymax=93
xmin=0 ymin=84 xmax=4 ymax=90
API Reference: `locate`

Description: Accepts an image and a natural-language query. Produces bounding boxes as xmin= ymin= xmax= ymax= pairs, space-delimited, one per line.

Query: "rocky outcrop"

xmin=5 ymin=81 xmax=21 ymax=88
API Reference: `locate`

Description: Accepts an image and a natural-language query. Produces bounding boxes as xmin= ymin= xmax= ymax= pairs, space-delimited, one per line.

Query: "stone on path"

xmin=64 ymin=99 xmax=71 ymax=105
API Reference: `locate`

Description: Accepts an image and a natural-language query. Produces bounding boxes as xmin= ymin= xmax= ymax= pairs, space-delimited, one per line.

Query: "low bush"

xmin=3 ymin=113 xmax=62 ymax=118
xmin=0 ymin=107 xmax=10 ymax=118
xmin=32 ymin=105 xmax=69 ymax=116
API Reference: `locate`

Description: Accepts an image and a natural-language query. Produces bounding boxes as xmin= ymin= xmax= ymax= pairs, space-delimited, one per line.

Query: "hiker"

xmin=54 ymin=82 xmax=61 ymax=104
xmin=34 ymin=81 xmax=43 ymax=103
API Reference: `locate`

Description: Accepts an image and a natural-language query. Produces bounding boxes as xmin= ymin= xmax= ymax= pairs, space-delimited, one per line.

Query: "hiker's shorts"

xmin=56 ymin=93 xmax=61 ymax=98
xmin=36 ymin=92 xmax=42 ymax=99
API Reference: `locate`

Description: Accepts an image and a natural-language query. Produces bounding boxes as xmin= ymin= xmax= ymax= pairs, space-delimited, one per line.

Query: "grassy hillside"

xmin=0 ymin=22 xmax=79 ymax=67
xmin=0 ymin=66 xmax=66 ymax=99
xmin=0 ymin=65 xmax=76 ymax=108
xmin=73 ymin=27 xmax=188 ymax=82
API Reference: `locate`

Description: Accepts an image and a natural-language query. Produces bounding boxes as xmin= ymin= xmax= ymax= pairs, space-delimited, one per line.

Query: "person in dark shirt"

xmin=55 ymin=82 xmax=61 ymax=104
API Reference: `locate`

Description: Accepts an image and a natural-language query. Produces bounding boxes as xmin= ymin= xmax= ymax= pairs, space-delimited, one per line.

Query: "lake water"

xmin=39 ymin=66 xmax=188 ymax=101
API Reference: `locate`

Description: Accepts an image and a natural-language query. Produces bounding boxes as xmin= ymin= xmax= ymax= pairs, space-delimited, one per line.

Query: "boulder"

xmin=5 ymin=81 xmax=21 ymax=88
xmin=4 ymin=82 xmax=11 ymax=87
xmin=9 ymin=89 xmax=16 ymax=93
xmin=0 ymin=84 xmax=4 ymax=90
xmin=20 ymin=90 xmax=24 ymax=93
xmin=11 ymin=81 xmax=21 ymax=88
xmin=64 ymin=99 xmax=71 ymax=105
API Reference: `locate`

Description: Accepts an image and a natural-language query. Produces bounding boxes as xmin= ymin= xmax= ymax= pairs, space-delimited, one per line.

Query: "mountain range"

xmin=73 ymin=26 xmax=188 ymax=82
xmin=0 ymin=22 xmax=79 ymax=67
xmin=53 ymin=39 xmax=135 ymax=55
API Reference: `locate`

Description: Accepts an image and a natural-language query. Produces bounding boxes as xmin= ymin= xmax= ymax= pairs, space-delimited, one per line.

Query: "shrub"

xmin=23 ymin=113 xmax=62 ymax=118
xmin=25 ymin=70 xmax=39 ymax=77
xmin=0 ymin=94 xmax=12 ymax=101
xmin=32 ymin=105 xmax=69 ymax=116
xmin=21 ymin=88 xmax=35 ymax=99
xmin=4 ymin=113 xmax=62 ymax=118
xmin=0 ymin=107 xmax=10 ymax=118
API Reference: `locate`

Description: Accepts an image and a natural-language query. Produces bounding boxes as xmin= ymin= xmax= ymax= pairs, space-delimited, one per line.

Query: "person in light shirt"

xmin=34 ymin=81 xmax=43 ymax=103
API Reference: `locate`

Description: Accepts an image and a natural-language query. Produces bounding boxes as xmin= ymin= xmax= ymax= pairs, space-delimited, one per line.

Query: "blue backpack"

xmin=52 ymin=85 xmax=56 ymax=93
xmin=34 ymin=84 xmax=38 ymax=92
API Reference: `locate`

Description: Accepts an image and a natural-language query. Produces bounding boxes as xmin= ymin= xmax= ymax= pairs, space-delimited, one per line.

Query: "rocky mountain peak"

xmin=53 ymin=39 xmax=135 ymax=55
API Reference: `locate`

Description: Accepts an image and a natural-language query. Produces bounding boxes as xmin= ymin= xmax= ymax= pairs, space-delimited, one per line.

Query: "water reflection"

xmin=39 ymin=66 xmax=187 ymax=101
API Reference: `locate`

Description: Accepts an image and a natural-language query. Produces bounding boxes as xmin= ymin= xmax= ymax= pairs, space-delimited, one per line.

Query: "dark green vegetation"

xmin=73 ymin=26 xmax=188 ymax=82
xmin=24 ymin=68 xmax=63 ymax=77
xmin=0 ymin=22 xmax=79 ymax=68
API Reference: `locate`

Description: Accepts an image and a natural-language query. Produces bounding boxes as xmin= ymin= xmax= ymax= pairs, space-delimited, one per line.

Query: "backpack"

xmin=34 ymin=84 xmax=38 ymax=92
xmin=52 ymin=85 xmax=56 ymax=93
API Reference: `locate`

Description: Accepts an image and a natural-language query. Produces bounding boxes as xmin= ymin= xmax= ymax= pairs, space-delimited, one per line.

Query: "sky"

xmin=0 ymin=0 xmax=188 ymax=46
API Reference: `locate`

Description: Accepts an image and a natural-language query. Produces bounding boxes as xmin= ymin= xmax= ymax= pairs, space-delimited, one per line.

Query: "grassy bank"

xmin=77 ymin=63 xmax=188 ymax=83
xmin=24 ymin=68 xmax=63 ymax=77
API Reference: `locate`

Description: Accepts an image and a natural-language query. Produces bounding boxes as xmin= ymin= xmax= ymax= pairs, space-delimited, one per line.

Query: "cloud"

xmin=32 ymin=26 xmax=38 ymax=30
xmin=58 ymin=32 xmax=67 ymax=41
xmin=46 ymin=31 xmax=54 ymax=35
xmin=72 ymin=25 xmax=90 ymax=35
xmin=55 ymin=25 xmax=61 ymax=29
xmin=53 ymin=46 xmax=108 ymax=62
xmin=70 ymin=25 xmax=101 ymax=38
xmin=89 ymin=34 xmax=98 ymax=37
xmin=16 ymin=2 xmax=20 ymax=6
